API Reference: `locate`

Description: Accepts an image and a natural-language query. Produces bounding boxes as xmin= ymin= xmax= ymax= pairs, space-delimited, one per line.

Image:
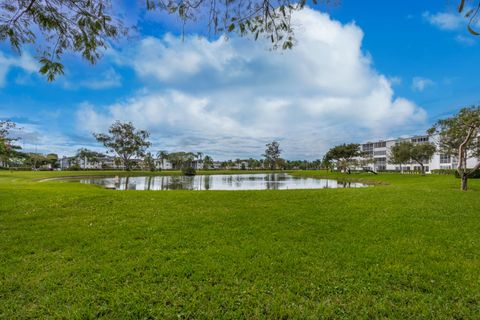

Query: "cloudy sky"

xmin=1 ymin=0 xmax=480 ymax=160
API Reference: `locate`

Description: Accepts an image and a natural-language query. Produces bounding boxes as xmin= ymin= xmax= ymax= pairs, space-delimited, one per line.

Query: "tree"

xmin=410 ymin=142 xmax=436 ymax=175
xmin=0 ymin=0 xmax=323 ymax=80
xmin=2 ymin=1 xmax=477 ymax=81
xmin=428 ymin=106 xmax=480 ymax=191
xmin=0 ymin=120 xmax=21 ymax=167
xmin=94 ymin=121 xmax=151 ymax=171
xmin=166 ymin=151 xmax=195 ymax=170
xmin=75 ymin=148 xmax=104 ymax=168
xmin=263 ymin=141 xmax=281 ymax=170
xmin=203 ymin=155 xmax=214 ymax=170
xmin=46 ymin=153 xmax=59 ymax=169
xmin=0 ymin=0 xmax=126 ymax=81
xmin=156 ymin=150 xmax=169 ymax=170
xmin=143 ymin=152 xmax=156 ymax=171
xmin=24 ymin=153 xmax=48 ymax=169
xmin=389 ymin=141 xmax=413 ymax=173
xmin=323 ymin=143 xmax=361 ymax=174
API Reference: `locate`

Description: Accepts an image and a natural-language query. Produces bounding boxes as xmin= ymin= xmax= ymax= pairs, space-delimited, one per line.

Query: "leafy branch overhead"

xmin=0 ymin=0 xmax=477 ymax=81
xmin=458 ymin=0 xmax=480 ymax=35
xmin=0 ymin=0 xmax=126 ymax=81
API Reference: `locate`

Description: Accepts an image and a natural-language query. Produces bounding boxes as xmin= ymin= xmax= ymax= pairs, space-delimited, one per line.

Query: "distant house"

xmin=191 ymin=160 xmax=204 ymax=170
xmin=58 ymin=156 xmax=73 ymax=170
xmin=155 ymin=159 xmax=173 ymax=170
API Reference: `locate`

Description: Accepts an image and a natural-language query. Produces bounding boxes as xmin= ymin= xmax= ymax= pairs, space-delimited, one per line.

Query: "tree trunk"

xmin=124 ymin=158 xmax=130 ymax=171
xmin=420 ymin=163 xmax=425 ymax=175
xmin=461 ymin=173 xmax=468 ymax=191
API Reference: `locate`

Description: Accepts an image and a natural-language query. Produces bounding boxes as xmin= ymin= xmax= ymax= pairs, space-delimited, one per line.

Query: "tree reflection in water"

xmin=79 ymin=174 xmax=369 ymax=191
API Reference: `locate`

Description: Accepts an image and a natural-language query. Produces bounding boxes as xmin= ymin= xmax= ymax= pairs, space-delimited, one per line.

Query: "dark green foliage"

xmin=431 ymin=169 xmax=457 ymax=175
xmin=181 ymin=166 xmax=196 ymax=176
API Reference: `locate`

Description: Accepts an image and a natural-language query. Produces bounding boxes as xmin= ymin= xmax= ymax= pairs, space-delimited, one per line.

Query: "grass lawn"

xmin=1 ymin=170 xmax=480 ymax=318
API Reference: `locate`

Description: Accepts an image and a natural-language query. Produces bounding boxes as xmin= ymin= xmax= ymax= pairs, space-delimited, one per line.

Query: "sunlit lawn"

xmin=1 ymin=170 xmax=480 ymax=318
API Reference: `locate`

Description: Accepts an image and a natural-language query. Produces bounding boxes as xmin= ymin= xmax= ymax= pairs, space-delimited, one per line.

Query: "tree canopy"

xmin=93 ymin=121 xmax=151 ymax=171
xmin=263 ymin=141 xmax=281 ymax=169
xmin=166 ymin=151 xmax=195 ymax=169
xmin=409 ymin=142 xmax=436 ymax=174
xmin=428 ymin=106 xmax=480 ymax=190
xmin=0 ymin=120 xmax=22 ymax=166
xmin=323 ymin=143 xmax=361 ymax=173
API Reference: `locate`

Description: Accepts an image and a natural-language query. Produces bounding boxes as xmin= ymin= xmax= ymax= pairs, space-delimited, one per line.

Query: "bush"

xmin=0 ymin=167 xmax=32 ymax=171
xmin=431 ymin=169 xmax=456 ymax=175
xmin=455 ymin=170 xmax=480 ymax=179
xmin=182 ymin=167 xmax=196 ymax=176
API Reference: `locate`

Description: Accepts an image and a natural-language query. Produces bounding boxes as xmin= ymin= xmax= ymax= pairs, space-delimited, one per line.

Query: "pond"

xmin=76 ymin=173 xmax=369 ymax=191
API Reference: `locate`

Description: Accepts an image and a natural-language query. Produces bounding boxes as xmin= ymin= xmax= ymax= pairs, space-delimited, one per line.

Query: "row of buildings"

xmin=54 ymin=134 xmax=477 ymax=173
xmin=358 ymin=134 xmax=476 ymax=172
xmin=57 ymin=156 xmax=251 ymax=171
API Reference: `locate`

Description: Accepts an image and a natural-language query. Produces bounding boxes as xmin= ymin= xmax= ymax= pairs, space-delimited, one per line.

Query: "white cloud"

xmin=60 ymin=67 xmax=122 ymax=90
xmin=423 ymin=11 xmax=464 ymax=30
xmin=78 ymin=8 xmax=427 ymax=159
xmin=388 ymin=76 xmax=402 ymax=86
xmin=411 ymin=77 xmax=435 ymax=92
xmin=455 ymin=34 xmax=476 ymax=46
xmin=0 ymin=52 xmax=37 ymax=87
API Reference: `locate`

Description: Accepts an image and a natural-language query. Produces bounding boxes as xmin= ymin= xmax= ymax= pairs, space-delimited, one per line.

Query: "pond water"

xmin=77 ymin=173 xmax=368 ymax=191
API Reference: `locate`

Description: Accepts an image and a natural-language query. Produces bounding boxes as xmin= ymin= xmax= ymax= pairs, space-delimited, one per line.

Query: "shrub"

xmin=182 ymin=167 xmax=196 ymax=176
xmin=431 ymin=169 xmax=457 ymax=175
xmin=455 ymin=170 xmax=480 ymax=179
xmin=0 ymin=167 xmax=32 ymax=171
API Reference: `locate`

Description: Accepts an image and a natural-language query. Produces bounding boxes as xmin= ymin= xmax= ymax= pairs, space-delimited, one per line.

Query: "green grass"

xmin=2 ymin=170 xmax=480 ymax=319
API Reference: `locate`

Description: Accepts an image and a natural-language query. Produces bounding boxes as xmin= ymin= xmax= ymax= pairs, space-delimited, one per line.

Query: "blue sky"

xmin=1 ymin=0 xmax=479 ymax=160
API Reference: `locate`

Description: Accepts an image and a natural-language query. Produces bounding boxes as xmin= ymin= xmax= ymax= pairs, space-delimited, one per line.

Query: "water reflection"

xmin=79 ymin=173 xmax=368 ymax=191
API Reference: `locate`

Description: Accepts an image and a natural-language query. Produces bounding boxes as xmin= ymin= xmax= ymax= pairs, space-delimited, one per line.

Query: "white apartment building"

xmin=360 ymin=135 xmax=478 ymax=172
xmin=58 ymin=155 xmax=125 ymax=170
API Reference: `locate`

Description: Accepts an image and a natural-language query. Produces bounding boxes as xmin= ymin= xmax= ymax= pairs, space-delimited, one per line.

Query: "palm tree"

xmin=203 ymin=155 xmax=213 ymax=170
xmin=156 ymin=150 xmax=169 ymax=169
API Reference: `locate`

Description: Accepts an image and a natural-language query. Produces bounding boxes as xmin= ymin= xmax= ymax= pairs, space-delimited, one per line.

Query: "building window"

xmin=374 ymin=141 xmax=386 ymax=148
xmin=412 ymin=137 xmax=429 ymax=143
xmin=440 ymin=154 xmax=451 ymax=164
xmin=375 ymin=157 xmax=387 ymax=166
xmin=362 ymin=143 xmax=373 ymax=152
xmin=374 ymin=150 xmax=387 ymax=156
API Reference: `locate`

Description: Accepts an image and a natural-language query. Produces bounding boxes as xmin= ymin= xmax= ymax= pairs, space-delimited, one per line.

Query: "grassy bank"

xmin=1 ymin=171 xmax=480 ymax=318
